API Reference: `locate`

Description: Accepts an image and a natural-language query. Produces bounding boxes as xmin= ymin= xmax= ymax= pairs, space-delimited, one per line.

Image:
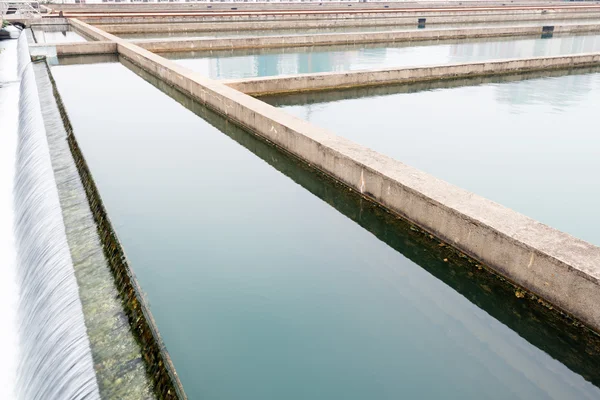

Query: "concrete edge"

xmin=30 ymin=41 xmax=117 ymax=57
xmin=99 ymin=13 xmax=600 ymax=34
xmin=130 ymin=23 xmax=600 ymax=52
xmin=70 ymin=18 xmax=600 ymax=334
xmin=43 ymin=35 xmax=187 ymax=400
xmin=223 ymin=53 xmax=600 ymax=95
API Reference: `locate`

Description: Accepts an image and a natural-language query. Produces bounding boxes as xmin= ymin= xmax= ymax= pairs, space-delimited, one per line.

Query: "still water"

xmin=51 ymin=59 xmax=600 ymax=400
xmin=269 ymin=72 xmax=600 ymax=246
xmin=119 ymin=19 xmax=598 ymax=40
xmin=33 ymin=26 xmax=87 ymax=44
xmin=165 ymin=33 xmax=600 ymax=79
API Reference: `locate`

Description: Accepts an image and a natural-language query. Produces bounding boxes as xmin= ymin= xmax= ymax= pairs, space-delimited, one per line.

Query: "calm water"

xmin=165 ymin=33 xmax=600 ymax=79
xmin=51 ymin=59 xmax=600 ymax=400
xmin=119 ymin=19 xmax=598 ymax=40
xmin=269 ymin=72 xmax=600 ymax=246
xmin=33 ymin=26 xmax=87 ymax=44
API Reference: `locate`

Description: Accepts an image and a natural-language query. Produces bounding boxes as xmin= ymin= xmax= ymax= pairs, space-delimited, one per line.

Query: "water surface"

xmin=165 ymin=33 xmax=600 ymax=79
xmin=270 ymin=72 xmax=600 ymax=245
xmin=33 ymin=26 xmax=87 ymax=44
xmin=120 ymin=19 xmax=599 ymax=40
xmin=51 ymin=59 xmax=600 ymax=400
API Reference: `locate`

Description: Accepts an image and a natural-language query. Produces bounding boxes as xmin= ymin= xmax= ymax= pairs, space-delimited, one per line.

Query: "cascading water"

xmin=13 ymin=34 xmax=101 ymax=400
xmin=0 ymin=36 xmax=20 ymax=400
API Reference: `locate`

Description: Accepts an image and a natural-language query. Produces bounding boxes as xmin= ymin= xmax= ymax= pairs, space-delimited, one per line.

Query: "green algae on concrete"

xmin=33 ymin=62 xmax=156 ymax=400
xmin=40 ymin=59 xmax=187 ymax=400
xmin=125 ymin=57 xmax=600 ymax=386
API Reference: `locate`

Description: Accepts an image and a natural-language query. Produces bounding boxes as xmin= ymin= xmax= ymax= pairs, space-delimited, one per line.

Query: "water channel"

xmin=50 ymin=56 xmax=600 ymax=400
xmin=163 ymin=33 xmax=600 ymax=79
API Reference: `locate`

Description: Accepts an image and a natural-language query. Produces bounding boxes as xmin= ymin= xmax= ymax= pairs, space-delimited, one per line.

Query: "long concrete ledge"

xmin=70 ymin=18 xmax=600 ymax=335
xmin=262 ymin=65 xmax=600 ymax=106
xmin=46 ymin=1 xmax=576 ymax=13
xmin=77 ymin=6 xmax=600 ymax=24
xmin=130 ymin=24 xmax=600 ymax=53
xmin=224 ymin=53 xmax=600 ymax=95
xmin=99 ymin=12 xmax=600 ymax=34
xmin=30 ymin=41 xmax=116 ymax=56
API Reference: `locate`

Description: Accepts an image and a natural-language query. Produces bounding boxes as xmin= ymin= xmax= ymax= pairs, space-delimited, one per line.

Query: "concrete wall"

xmin=30 ymin=41 xmax=117 ymax=56
xmin=131 ymin=23 xmax=600 ymax=52
xmin=224 ymin=53 xmax=600 ymax=95
xmin=68 ymin=18 xmax=600 ymax=335
xmin=98 ymin=12 xmax=600 ymax=34
xmin=48 ymin=0 xmax=573 ymax=12
xmin=77 ymin=7 xmax=600 ymax=24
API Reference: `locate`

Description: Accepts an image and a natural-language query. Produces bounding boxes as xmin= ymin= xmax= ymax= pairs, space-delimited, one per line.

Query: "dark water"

xmin=119 ymin=19 xmax=596 ymax=40
xmin=51 ymin=59 xmax=600 ymax=400
xmin=165 ymin=33 xmax=600 ymax=79
xmin=268 ymin=72 xmax=600 ymax=246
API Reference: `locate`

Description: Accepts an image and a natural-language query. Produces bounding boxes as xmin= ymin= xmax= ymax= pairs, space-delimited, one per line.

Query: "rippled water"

xmin=51 ymin=58 xmax=600 ymax=400
xmin=271 ymin=72 xmax=600 ymax=246
xmin=166 ymin=33 xmax=600 ymax=79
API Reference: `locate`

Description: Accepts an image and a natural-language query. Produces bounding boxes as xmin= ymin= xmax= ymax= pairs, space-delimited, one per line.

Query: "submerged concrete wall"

xmin=70 ymin=18 xmax=600 ymax=336
xmin=131 ymin=23 xmax=600 ymax=52
xmin=224 ymin=53 xmax=600 ymax=95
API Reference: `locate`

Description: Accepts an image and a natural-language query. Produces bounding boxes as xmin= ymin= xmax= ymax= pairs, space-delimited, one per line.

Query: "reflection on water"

xmin=33 ymin=25 xmax=87 ymax=44
xmin=50 ymin=58 xmax=600 ymax=400
xmin=121 ymin=19 xmax=600 ymax=40
xmin=269 ymin=72 xmax=600 ymax=245
xmin=166 ymin=33 xmax=600 ymax=79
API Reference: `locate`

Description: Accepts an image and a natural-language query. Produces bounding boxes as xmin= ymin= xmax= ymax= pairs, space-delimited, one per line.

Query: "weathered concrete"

xmin=99 ymin=12 xmax=600 ymax=34
xmin=47 ymin=20 xmax=187 ymax=400
xmin=75 ymin=6 xmax=600 ymax=24
xmin=70 ymin=18 xmax=600 ymax=336
xmin=261 ymin=65 xmax=600 ymax=106
xmin=224 ymin=53 xmax=600 ymax=95
xmin=43 ymin=22 xmax=600 ymax=56
xmin=46 ymin=1 xmax=576 ymax=14
xmin=130 ymin=24 xmax=600 ymax=52
xmin=33 ymin=60 xmax=156 ymax=400
xmin=30 ymin=41 xmax=116 ymax=56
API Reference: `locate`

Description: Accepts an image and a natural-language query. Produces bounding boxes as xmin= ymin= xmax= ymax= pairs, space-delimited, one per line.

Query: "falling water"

xmin=0 ymin=37 xmax=20 ymax=400
xmin=13 ymin=34 xmax=101 ymax=400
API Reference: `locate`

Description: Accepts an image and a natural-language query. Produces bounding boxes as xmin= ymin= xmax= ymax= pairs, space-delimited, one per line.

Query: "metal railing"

xmin=1 ymin=0 xmax=40 ymax=17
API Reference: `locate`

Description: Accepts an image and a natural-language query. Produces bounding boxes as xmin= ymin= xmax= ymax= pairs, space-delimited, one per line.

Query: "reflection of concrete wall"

xmin=494 ymin=72 xmax=596 ymax=108
xmin=450 ymin=34 xmax=600 ymax=60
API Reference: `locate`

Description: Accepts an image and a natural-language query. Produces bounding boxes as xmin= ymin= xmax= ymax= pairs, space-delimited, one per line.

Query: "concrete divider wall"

xmin=78 ymin=7 xmax=600 ymax=24
xmin=132 ymin=23 xmax=600 ymax=52
xmin=69 ymin=18 xmax=600 ymax=335
xmin=98 ymin=12 xmax=600 ymax=34
xmin=30 ymin=41 xmax=117 ymax=56
xmin=224 ymin=53 xmax=600 ymax=95
xmin=46 ymin=1 xmax=574 ymax=13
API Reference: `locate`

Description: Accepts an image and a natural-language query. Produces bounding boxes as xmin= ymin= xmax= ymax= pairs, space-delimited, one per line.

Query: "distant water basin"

xmin=121 ymin=19 xmax=600 ymax=40
xmin=33 ymin=26 xmax=87 ymax=44
xmin=164 ymin=33 xmax=600 ymax=79
xmin=269 ymin=72 xmax=600 ymax=245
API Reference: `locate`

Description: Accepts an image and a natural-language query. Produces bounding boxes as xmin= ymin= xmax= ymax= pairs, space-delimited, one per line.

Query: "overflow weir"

xmin=6 ymin=3 xmax=600 ymax=399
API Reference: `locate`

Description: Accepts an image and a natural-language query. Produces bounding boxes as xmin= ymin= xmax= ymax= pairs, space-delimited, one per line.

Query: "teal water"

xmin=51 ymin=59 xmax=600 ymax=400
xmin=119 ymin=19 xmax=597 ymax=40
xmin=166 ymin=33 xmax=600 ymax=79
xmin=268 ymin=72 xmax=600 ymax=246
